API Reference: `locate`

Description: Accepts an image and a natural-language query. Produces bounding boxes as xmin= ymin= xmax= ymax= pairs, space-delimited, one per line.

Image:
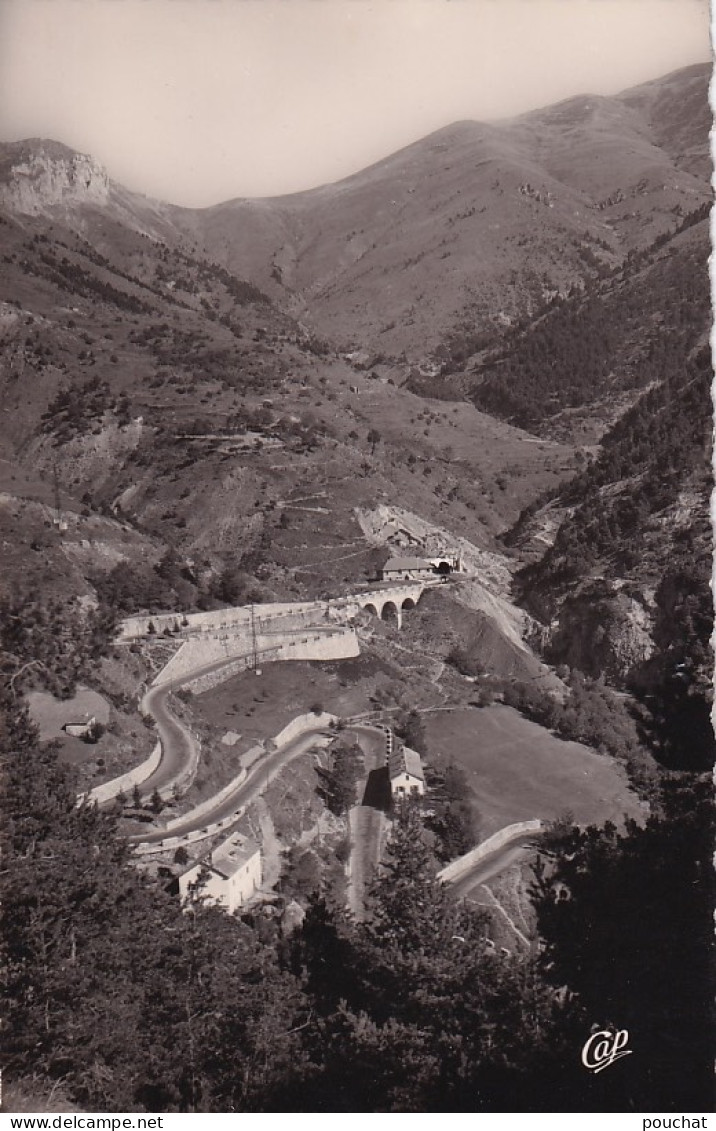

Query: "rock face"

xmin=545 ymin=582 xmax=654 ymax=682
xmin=0 ymin=140 xmax=110 ymax=215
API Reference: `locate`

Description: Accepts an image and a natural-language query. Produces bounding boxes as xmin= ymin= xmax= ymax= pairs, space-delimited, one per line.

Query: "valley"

xmin=1 ymin=60 xmax=712 ymax=1115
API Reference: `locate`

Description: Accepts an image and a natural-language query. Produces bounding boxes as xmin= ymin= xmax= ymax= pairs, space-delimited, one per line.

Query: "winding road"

xmin=444 ymin=825 xmax=545 ymax=901
xmin=137 ymin=681 xmax=198 ymax=798
xmin=134 ymin=648 xmax=285 ymax=801
xmin=131 ymin=723 xmax=333 ymax=844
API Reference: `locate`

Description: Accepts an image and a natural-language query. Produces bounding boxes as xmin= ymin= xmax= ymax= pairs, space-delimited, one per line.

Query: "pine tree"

xmin=297 ymin=800 xmax=564 ymax=1111
xmin=531 ymin=780 xmax=716 ymax=1110
xmin=1 ymin=688 xmax=311 ymax=1111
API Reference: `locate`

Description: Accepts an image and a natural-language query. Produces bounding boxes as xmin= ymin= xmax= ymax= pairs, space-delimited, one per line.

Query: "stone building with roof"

xmin=63 ymin=715 xmax=97 ymax=739
xmin=178 ymin=831 xmax=262 ymax=914
xmin=388 ymin=743 xmax=426 ymax=798
xmin=380 ymin=553 xmax=462 ymax=582
xmin=380 ymin=555 xmax=437 ymax=582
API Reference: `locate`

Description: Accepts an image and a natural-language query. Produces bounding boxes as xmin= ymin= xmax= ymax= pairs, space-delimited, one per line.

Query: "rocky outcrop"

xmin=545 ymin=581 xmax=654 ymax=682
xmin=0 ymin=140 xmax=110 ymax=215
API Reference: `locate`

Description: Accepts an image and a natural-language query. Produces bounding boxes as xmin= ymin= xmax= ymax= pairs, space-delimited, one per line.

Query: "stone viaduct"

xmin=333 ymin=581 xmax=431 ymax=630
xmin=117 ymin=581 xmax=433 ymax=642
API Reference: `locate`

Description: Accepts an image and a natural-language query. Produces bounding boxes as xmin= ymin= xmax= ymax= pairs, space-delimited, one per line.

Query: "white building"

xmin=179 ymin=831 xmax=262 ymax=914
xmin=388 ymin=744 xmax=425 ymax=798
xmin=381 ymin=555 xmax=436 ymax=582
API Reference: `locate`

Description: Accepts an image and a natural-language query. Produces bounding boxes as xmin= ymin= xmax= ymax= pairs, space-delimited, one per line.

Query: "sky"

xmin=0 ymin=0 xmax=711 ymax=208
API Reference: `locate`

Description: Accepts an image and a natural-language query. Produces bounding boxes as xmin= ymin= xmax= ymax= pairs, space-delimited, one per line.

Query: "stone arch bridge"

xmin=334 ymin=581 xmax=431 ymax=629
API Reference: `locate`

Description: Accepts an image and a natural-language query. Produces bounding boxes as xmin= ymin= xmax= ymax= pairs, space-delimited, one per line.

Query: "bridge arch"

xmin=353 ymin=583 xmax=429 ymax=630
xmin=381 ymin=599 xmax=400 ymax=624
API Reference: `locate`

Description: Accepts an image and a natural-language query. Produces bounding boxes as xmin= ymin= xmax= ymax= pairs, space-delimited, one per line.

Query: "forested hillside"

xmin=3 ymin=695 xmax=713 ymax=1112
xmin=515 ymin=341 xmax=711 ymax=600
xmin=511 ymin=338 xmax=712 ymax=773
xmin=465 ymin=213 xmax=708 ymax=433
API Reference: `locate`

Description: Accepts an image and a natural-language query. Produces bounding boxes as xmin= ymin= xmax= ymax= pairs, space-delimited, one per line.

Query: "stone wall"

xmin=438 ymin=819 xmax=544 ymax=884
xmin=133 ymin=713 xmax=337 ymax=856
xmin=155 ymin=626 xmax=359 ymax=691
xmin=118 ymin=599 xmax=326 ymax=641
xmin=78 ymin=741 xmax=162 ymax=807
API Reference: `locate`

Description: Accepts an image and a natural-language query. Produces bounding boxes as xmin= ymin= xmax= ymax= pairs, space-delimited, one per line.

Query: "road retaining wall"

xmin=119 ymin=600 xmax=327 ymax=642
xmin=182 ymin=647 xmax=281 ymax=694
xmin=438 ymin=819 xmax=544 ymax=884
xmin=272 ymin=711 xmax=337 ymax=745
xmin=133 ymin=806 xmax=248 ymax=856
xmin=78 ymin=741 xmax=162 ymax=807
xmin=162 ymin=766 xmax=250 ymax=834
xmin=120 ymin=584 xmax=427 ymax=646
xmin=134 ymin=712 xmax=337 ymax=856
xmin=152 ymin=622 xmax=358 ymax=688
xmin=277 ymin=628 xmax=360 ymax=664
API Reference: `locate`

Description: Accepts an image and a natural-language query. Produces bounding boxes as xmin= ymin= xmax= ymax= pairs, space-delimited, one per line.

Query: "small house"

xmin=388 ymin=744 xmax=425 ymax=798
xmin=220 ymin=730 xmax=242 ymax=747
xmin=63 ymin=715 xmax=97 ymax=739
xmin=179 ymin=832 xmax=262 ymax=914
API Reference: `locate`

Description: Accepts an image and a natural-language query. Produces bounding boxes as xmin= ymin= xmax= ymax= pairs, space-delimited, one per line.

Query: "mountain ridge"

xmin=0 ymin=64 xmax=709 ymax=359
xmin=0 ymin=63 xmax=710 ymax=731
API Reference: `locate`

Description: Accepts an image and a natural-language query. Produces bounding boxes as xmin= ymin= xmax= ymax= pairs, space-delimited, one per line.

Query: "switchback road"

xmin=131 ymin=724 xmax=333 ymax=844
xmin=137 ymin=682 xmax=197 ymax=798
xmin=135 ymin=650 xmax=273 ymax=801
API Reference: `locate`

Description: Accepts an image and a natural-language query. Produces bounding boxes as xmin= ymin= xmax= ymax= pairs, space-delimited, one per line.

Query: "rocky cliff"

xmin=544 ymin=582 xmax=655 ymax=682
xmin=0 ymin=140 xmax=110 ymax=215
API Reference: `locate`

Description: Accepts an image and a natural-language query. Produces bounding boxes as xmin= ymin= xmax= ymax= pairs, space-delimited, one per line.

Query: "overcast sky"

xmin=0 ymin=0 xmax=710 ymax=207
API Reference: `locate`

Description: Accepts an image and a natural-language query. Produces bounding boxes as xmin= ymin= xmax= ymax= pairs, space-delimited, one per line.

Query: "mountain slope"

xmin=0 ymin=170 xmax=576 ymax=624
xmin=508 ymin=337 xmax=712 ymax=770
xmin=1 ymin=66 xmax=709 ymax=365
xmin=459 ymin=212 xmax=709 ymax=436
xmin=175 ymin=64 xmax=711 ymax=358
xmin=0 ymin=63 xmax=709 ymax=723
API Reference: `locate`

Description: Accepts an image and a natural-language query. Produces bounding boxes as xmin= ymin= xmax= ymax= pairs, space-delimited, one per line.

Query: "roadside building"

xmin=388 ymin=744 xmax=425 ymax=798
xmin=380 ymin=555 xmax=436 ymax=582
xmin=178 ymin=831 xmax=262 ymax=914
